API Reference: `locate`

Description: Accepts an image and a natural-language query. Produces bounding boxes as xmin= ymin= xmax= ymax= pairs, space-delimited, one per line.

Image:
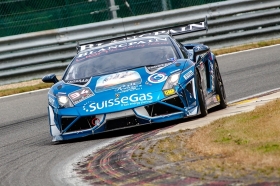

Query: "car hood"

xmin=50 ymin=59 xmax=194 ymax=115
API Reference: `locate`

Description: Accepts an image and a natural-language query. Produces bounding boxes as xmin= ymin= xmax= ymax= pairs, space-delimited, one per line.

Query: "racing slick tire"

xmin=195 ymin=69 xmax=208 ymax=117
xmin=214 ymin=61 xmax=227 ymax=109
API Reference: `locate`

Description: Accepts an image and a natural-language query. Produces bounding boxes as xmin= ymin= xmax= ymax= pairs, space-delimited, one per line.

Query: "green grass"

xmin=0 ymin=83 xmax=52 ymax=97
xmin=185 ymin=99 xmax=280 ymax=176
xmin=212 ymin=38 xmax=280 ymax=56
xmin=133 ymin=99 xmax=280 ymax=179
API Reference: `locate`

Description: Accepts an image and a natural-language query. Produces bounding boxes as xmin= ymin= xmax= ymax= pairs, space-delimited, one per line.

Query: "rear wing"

xmin=77 ymin=16 xmax=208 ymax=53
xmin=164 ymin=16 xmax=208 ymax=36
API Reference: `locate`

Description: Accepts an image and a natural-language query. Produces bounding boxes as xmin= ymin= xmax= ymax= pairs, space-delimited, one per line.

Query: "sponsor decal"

xmin=115 ymin=83 xmax=142 ymax=93
xmin=210 ymin=63 xmax=215 ymax=90
xmin=78 ymin=22 xmax=205 ymax=52
xmin=68 ymin=87 xmax=94 ymax=105
xmin=66 ymin=78 xmax=90 ymax=84
xmin=146 ymin=62 xmax=172 ymax=72
xmin=77 ymin=38 xmax=169 ymax=59
xmin=163 ymin=88 xmax=176 ymax=97
xmin=216 ymin=95 xmax=220 ymax=102
xmin=95 ymin=71 xmax=142 ymax=93
xmin=148 ymin=72 xmax=167 ymax=83
xmin=183 ymin=70 xmax=194 ymax=80
xmin=83 ymin=93 xmax=153 ymax=112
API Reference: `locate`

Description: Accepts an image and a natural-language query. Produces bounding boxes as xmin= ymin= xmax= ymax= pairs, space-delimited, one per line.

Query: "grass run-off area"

xmin=0 ymin=82 xmax=51 ymax=97
xmin=0 ymin=38 xmax=280 ymax=97
xmin=185 ymin=99 xmax=280 ymax=178
xmin=146 ymin=99 xmax=280 ymax=179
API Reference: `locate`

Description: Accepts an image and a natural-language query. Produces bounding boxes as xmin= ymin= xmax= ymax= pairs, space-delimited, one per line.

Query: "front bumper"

xmin=49 ymin=80 xmax=198 ymax=141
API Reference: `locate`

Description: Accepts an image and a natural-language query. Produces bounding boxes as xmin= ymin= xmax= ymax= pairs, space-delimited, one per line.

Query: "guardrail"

xmin=0 ymin=0 xmax=280 ymax=85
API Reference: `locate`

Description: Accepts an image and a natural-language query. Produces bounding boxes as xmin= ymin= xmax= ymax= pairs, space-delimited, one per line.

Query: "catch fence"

xmin=0 ymin=0 xmax=225 ymax=37
xmin=0 ymin=0 xmax=280 ymax=85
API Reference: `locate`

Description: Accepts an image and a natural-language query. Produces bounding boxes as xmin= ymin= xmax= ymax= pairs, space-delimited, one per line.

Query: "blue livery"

xmin=42 ymin=18 xmax=227 ymax=141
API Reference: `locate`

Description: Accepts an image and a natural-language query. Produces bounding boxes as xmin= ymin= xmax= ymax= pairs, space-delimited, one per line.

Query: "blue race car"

xmin=42 ymin=18 xmax=227 ymax=141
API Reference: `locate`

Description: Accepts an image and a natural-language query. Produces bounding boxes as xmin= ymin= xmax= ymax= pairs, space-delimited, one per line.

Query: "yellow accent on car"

xmin=163 ymin=88 xmax=176 ymax=96
xmin=216 ymin=95 xmax=220 ymax=102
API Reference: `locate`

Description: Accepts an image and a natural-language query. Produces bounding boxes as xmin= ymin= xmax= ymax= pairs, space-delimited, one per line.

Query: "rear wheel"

xmin=195 ymin=70 xmax=208 ymax=117
xmin=214 ymin=61 xmax=227 ymax=109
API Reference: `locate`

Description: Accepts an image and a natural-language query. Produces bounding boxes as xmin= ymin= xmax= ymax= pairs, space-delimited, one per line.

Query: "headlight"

xmin=48 ymin=96 xmax=56 ymax=107
xmin=163 ymin=71 xmax=180 ymax=90
xmin=57 ymin=95 xmax=73 ymax=108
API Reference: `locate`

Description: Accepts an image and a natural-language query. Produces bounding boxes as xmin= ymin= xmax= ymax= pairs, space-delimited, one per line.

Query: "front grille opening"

xmin=145 ymin=96 xmax=184 ymax=117
xmin=64 ymin=116 xmax=96 ymax=133
xmin=61 ymin=117 xmax=76 ymax=131
xmin=105 ymin=116 xmax=139 ymax=131
xmin=186 ymin=81 xmax=194 ymax=97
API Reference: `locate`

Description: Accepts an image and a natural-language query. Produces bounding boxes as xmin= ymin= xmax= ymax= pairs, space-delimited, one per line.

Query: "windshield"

xmin=63 ymin=37 xmax=178 ymax=81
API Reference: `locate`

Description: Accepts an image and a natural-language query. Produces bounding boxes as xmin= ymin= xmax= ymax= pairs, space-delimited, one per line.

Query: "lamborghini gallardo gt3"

xmin=42 ymin=18 xmax=227 ymax=141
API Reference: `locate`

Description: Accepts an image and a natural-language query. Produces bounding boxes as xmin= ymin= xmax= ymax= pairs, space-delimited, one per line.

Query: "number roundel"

xmin=68 ymin=87 xmax=94 ymax=105
xmin=148 ymin=72 xmax=167 ymax=83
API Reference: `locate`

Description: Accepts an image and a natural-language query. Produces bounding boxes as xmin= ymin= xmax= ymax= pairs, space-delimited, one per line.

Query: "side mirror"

xmin=193 ymin=45 xmax=209 ymax=62
xmin=42 ymin=74 xmax=59 ymax=84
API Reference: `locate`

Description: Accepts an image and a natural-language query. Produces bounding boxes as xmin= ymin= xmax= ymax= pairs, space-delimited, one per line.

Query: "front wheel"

xmin=195 ymin=70 xmax=208 ymax=117
xmin=214 ymin=61 xmax=227 ymax=109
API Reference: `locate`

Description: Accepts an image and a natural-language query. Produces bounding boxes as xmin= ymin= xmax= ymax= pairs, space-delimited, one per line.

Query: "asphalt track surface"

xmin=0 ymin=45 xmax=280 ymax=186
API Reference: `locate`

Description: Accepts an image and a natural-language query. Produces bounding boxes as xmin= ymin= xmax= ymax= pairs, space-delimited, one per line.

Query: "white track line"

xmin=51 ymin=136 xmax=127 ymax=186
xmin=228 ymin=87 xmax=280 ymax=104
